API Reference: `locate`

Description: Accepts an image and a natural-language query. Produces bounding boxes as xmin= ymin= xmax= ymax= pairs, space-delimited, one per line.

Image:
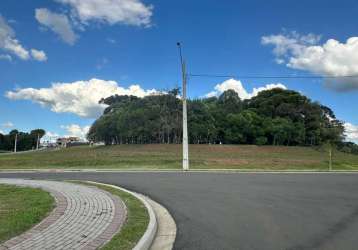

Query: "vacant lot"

xmin=0 ymin=144 xmax=357 ymax=170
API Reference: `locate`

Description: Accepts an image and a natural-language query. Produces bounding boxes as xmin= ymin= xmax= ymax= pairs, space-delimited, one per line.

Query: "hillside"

xmin=0 ymin=144 xmax=357 ymax=170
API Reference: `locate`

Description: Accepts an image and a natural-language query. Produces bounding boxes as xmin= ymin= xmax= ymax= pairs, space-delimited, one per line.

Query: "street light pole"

xmin=177 ymin=42 xmax=189 ymax=171
xmin=14 ymin=133 xmax=17 ymax=153
xmin=37 ymin=133 xmax=40 ymax=150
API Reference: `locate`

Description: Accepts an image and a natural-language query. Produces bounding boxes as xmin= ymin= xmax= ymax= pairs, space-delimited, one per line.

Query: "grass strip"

xmin=72 ymin=181 xmax=149 ymax=250
xmin=0 ymin=184 xmax=54 ymax=243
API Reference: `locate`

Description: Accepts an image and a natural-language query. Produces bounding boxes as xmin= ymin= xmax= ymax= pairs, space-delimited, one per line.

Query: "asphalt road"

xmin=1 ymin=172 xmax=358 ymax=250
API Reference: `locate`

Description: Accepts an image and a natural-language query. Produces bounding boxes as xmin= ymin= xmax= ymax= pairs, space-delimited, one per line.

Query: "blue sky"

xmin=0 ymin=0 xmax=357 ymax=142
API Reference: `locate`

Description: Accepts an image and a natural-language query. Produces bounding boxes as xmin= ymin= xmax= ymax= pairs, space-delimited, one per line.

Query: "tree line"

xmin=87 ymin=88 xmax=355 ymax=151
xmin=0 ymin=129 xmax=45 ymax=152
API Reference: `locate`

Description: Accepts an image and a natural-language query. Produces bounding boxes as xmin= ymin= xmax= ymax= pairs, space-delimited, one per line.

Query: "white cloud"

xmin=0 ymin=15 xmax=30 ymax=60
xmin=107 ymin=38 xmax=117 ymax=44
xmin=55 ymin=0 xmax=153 ymax=26
xmin=96 ymin=57 xmax=109 ymax=70
xmin=41 ymin=131 xmax=60 ymax=143
xmin=61 ymin=124 xmax=90 ymax=140
xmin=0 ymin=15 xmax=47 ymax=61
xmin=205 ymin=78 xmax=287 ymax=100
xmin=262 ymin=31 xmax=321 ymax=58
xmin=6 ymin=78 xmax=158 ymax=118
xmin=262 ymin=32 xmax=358 ymax=91
xmin=0 ymin=121 xmax=14 ymax=134
xmin=345 ymin=123 xmax=358 ymax=143
xmin=35 ymin=8 xmax=77 ymax=45
xmin=31 ymin=49 xmax=47 ymax=61
xmin=0 ymin=54 xmax=12 ymax=61
xmin=45 ymin=131 xmax=59 ymax=137
xmin=35 ymin=0 xmax=153 ymax=45
xmin=1 ymin=121 xmax=14 ymax=128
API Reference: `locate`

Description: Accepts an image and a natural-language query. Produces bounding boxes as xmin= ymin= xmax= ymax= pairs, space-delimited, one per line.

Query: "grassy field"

xmin=0 ymin=144 xmax=358 ymax=170
xmin=0 ymin=184 xmax=54 ymax=243
xmin=74 ymin=182 xmax=149 ymax=250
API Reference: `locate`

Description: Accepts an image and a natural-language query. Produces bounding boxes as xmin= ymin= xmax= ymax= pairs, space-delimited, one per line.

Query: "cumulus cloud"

xmin=31 ymin=49 xmax=47 ymax=61
xmin=41 ymin=131 xmax=60 ymax=143
xmin=6 ymin=78 xmax=158 ymax=118
xmin=35 ymin=0 xmax=153 ymax=45
xmin=1 ymin=121 xmax=14 ymax=128
xmin=35 ymin=8 xmax=77 ymax=45
xmin=0 ymin=15 xmax=29 ymax=60
xmin=45 ymin=131 xmax=59 ymax=137
xmin=262 ymin=31 xmax=358 ymax=91
xmin=262 ymin=31 xmax=321 ymax=58
xmin=345 ymin=123 xmax=358 ymax=143
xmin=205 ymin=78 xmax=287 ymax=99
xmin=0 ymin=122 xmax=14 ymax=134
xmin=61 ymin=124 xmax=90 ymax=140
xmin=0 ymin=54 xmax=12 ymax=61
xmin=55 ymin=0 xmax=153 ymax=26
xmin=42 ymin=127 xmax=89 ymax=142
xmin=0 ymin=15 xmax=47 ymax=61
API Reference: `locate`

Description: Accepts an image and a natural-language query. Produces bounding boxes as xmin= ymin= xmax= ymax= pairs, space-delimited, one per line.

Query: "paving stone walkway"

xmin=0 ymin=179 xmax=126 ymax=250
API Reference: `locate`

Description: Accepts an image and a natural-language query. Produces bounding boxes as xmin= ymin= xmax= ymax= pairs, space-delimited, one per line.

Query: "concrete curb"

xmin=85 ymin=181 xmax=159 ymax=250
xmin=145 ymin=197 xmax=177 ymax=250
xmin=1 ymin=169 xmax=358 ymax=174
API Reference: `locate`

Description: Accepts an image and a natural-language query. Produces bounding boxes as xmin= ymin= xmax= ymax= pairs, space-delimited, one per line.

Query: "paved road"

xmin=1 ymin=172 xmax=358 ymax=250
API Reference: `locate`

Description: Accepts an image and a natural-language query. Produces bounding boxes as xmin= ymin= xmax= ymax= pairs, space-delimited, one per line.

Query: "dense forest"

xmin=88 ymin=88 xmax=357 ymax=152
xmin=0 ymin=129 xmax=45 ymax=152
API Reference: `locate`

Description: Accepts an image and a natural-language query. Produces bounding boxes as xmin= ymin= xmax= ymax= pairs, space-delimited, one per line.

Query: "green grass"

xmin=0 ymin=144 xmax=358 ymax=170
xmin=0 ymin=184 xmax=54 ymax=243
xmin=73 ymin=181 xmax=149 ymax=250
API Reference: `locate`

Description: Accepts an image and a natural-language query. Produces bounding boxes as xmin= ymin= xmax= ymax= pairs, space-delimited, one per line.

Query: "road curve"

xmin=1 ymin=172 xmax=358 ymax=250
xmin=0 ymin=179 xmax=126 ymax=250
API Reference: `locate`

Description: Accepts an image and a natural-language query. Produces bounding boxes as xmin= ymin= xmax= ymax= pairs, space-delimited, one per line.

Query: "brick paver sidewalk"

xmin=0 ymin=179 xmax=126 ymax=250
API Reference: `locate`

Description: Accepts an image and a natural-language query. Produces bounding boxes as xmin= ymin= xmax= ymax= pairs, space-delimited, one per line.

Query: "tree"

xmin=0 ymin=129 xmax=46 ymax=152
xmin=87 ymin=88 xmax=350 ymax=152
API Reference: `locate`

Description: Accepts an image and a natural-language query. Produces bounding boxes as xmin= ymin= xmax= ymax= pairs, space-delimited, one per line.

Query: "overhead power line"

xmin=188 ymin=74 xmax=358 ymax=79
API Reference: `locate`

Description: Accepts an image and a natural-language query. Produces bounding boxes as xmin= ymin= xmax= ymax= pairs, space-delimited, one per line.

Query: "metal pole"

xmin=177 ymin=42 xmax=189 ymax=171
xmin=14 ymin=133 xmax=17 ymax=153
xmin=37 ymin=133 xmax=40 ymax=150
xmin=329 ymin=145 xmax=332 ymax=171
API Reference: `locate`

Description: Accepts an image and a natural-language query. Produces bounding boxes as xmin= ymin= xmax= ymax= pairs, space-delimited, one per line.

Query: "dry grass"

xmin=0 ymin=144 xmax=357 ymax=170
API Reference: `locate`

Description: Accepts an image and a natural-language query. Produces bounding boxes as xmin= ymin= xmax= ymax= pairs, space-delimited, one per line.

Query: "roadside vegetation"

xmin=0 ymin=144 xmax=358 ymax=170
xmin=74 ymin=182 xmax=149 ymax=250
xmin=0 ymin=184 xmax=54 ymax=243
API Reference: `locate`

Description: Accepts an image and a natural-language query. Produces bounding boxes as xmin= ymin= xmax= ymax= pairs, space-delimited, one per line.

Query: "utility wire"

xmin=188 ymin=74 xmax=358 ymax=79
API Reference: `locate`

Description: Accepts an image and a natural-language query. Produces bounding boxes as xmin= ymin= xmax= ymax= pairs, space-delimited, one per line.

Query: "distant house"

xmin=56 ymin=137 xmax=80 ymax=148
xmin=41 ymin=141 xmax=57 ymax=148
